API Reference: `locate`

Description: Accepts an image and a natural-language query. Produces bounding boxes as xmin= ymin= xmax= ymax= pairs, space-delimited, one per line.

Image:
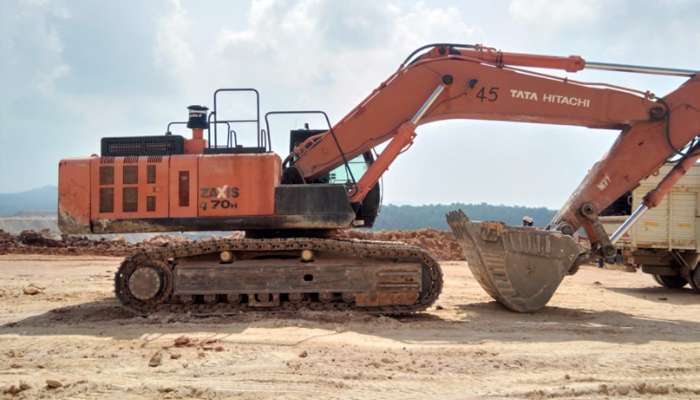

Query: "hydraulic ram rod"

xmin=610 ymin=203 xmax=648 ymax=244
xmin=586 ymin=61 xmax=698 ymax=77
xmin=411 ymin=84 xmax=446 ymax=124
xmin=456 ymin=46 xmax=697 ymax=76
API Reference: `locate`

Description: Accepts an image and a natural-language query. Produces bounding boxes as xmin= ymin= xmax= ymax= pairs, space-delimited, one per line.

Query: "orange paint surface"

xmin=58 ymin=158 xmax=91 ymax=232
xmin=59 ymin=152 xmax=282 ymax=231
xmin=197 ymin=154 xmax=280 ymax=217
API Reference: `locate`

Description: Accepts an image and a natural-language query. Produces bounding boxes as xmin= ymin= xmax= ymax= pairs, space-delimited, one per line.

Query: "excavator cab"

xmin=268 ymin=111 xmax=381 ymax=228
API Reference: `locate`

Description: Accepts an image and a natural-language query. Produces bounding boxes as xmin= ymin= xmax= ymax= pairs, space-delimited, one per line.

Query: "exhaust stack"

xmin=184 ymin=105 xmax=208 ymax=154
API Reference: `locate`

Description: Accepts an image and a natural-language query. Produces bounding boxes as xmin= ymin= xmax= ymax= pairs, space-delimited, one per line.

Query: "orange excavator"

xmin=58 ymin=44 xmax=700 ymax=314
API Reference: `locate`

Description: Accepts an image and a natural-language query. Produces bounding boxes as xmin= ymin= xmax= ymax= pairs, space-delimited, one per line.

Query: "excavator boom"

xmin=290 ymin=44 xmax=700 ymax=244
xmin=289 ymin=44 xmax=700 ymax=311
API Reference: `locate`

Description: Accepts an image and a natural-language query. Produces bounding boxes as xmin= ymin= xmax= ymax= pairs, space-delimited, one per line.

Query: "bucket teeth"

xmin=446 ymin=209 xmax=584 ymax=312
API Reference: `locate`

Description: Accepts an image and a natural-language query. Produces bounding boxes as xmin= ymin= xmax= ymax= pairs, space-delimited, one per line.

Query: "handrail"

xmin=264 ymin=110 xmax=356 ymax=189
xmin=212 ymin=88 xmax=264 ymax=150
xmin=165 ymin=121 xmax=188 ymax=135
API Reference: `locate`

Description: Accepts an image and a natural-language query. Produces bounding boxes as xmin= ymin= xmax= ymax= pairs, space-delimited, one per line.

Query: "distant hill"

xmin=0 ymin=186 xmax=556 ymax=230
xmin=373 ymin=203 xmax=556 ymax=230
xmin=0 ymin=186 xmax=57 ymax=217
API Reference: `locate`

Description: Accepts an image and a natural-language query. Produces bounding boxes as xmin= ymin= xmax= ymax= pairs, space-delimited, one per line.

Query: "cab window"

xmin=328 ymin=155 xmax=369 ymax=184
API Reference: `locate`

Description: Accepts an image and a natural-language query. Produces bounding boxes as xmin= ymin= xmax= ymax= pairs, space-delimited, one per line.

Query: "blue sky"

xmin=1 ymin=0 xmax=699 ymax=208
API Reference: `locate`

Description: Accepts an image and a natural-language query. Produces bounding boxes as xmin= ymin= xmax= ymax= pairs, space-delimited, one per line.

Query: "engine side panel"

xmin=58 ymin=152 xmax=356 ymax=233
xmin=58 ymin=158 xmax=92 ymax=234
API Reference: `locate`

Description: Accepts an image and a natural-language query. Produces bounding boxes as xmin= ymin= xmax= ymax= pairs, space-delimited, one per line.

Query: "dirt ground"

xmin=0 ymin=255 xmax=699 ymax=399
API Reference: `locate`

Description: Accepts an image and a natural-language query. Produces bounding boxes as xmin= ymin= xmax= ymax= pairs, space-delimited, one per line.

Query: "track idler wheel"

xmin=116 ymin=258 xmax=174 ymax=314
xmin=447 ymin=210 xmax=584 ymax=312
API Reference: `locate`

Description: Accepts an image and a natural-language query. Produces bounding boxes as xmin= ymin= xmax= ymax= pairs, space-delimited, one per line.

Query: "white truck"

xmin=600 ymin=163 xmax=700 ymax=291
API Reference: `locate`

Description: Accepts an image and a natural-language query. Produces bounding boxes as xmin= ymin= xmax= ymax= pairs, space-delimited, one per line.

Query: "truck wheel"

xmin=653 ymin=274 xmax=687 ymax=289
xmin=692 ymin=268 xmax=700 ymax=293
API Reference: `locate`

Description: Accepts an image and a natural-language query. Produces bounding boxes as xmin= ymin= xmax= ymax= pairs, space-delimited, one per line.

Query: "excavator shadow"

xmin=3 ymin=298 xmax=700 ymax=345
xmin=429 ymin=300 xmax=700 ymax=344
xmin=604 ymin=286 xmax=700 ymax=306
xmin=0 ymin=299 xmax=251 ymax=339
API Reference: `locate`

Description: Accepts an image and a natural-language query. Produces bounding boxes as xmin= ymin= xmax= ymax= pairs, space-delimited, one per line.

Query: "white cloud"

xmin=200 ymin=1 xmax=480 ymax=115
xmin=34 ymin=64 xmax=71 ymax=95
xmin=132 ymin=0 xmax=485 ymax=162
xmin=508 ymin=0 xmax=603 ymax=27
xmin=0 ymin=1 xmax=71 ymax=96
xmin=392 ymin=3 xmax=480 ymax=48
xmin=154 ymin=0 xmax=195 ymax=86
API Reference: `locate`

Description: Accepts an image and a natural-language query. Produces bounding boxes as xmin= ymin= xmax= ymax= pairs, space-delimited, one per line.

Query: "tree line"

xmin=372 ymin=203 xmax=556 ymax=230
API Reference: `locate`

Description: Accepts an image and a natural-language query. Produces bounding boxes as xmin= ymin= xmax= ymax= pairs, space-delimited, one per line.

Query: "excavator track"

xmin=115 ymin=237 xmax=443 ymax=316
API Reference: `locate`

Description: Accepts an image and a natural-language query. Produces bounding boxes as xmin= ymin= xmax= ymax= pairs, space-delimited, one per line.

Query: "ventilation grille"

xmin=123 ymin=165 xmax=138 ymax=184
xmin=147 ymin=165 xmax=156 ymax=184
xmin=101 ymin=135 xmax=185 ymax=157
xmin=123 ymin=187 xmax=138 ymax=212
xmin=99 ymin=188 xmax=114 ymax=213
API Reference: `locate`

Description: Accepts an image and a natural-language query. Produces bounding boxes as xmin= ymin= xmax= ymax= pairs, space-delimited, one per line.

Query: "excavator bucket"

xmin=446 ymin=210 xmax=584 ymax=312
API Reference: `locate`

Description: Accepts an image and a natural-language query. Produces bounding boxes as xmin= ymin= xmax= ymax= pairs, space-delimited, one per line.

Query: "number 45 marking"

xmin=476 ymin=87 xmax=499 ymax=102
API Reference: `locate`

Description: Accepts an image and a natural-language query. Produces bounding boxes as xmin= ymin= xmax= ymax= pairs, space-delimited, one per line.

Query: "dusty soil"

xmin=0 ymin=255 xmax=699 ymax=399
xmin=0 ymin=229 xmax=228 ymax=258
xmin=0 ymin=229 xmax=466 ymax=261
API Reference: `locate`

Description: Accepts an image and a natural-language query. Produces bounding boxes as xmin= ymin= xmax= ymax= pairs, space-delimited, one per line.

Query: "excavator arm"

xmin=289 ymin=44 xmax=700 ymax=312
xmin=290 ymin=44 xmax=700 ymax=248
